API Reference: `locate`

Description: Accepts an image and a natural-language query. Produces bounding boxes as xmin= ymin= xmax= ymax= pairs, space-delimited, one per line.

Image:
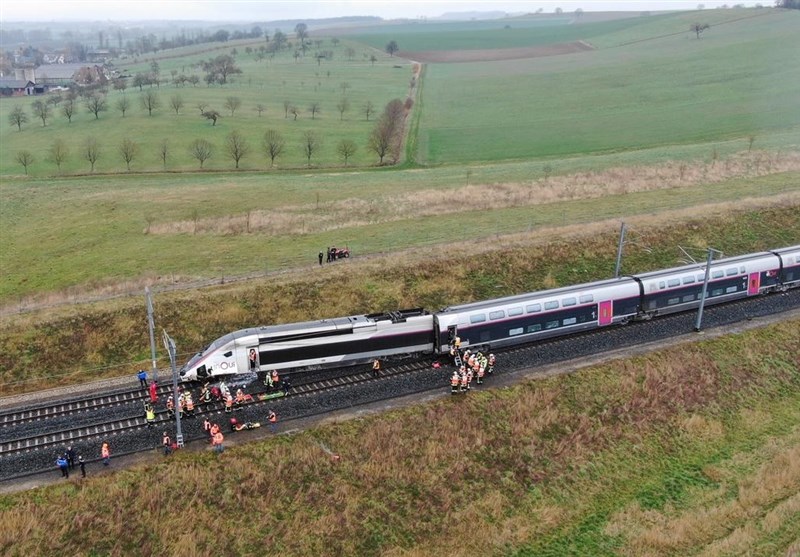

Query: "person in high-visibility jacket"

xmin=450 ymin=371 xmax=460 ymax=394
xmin=210 ymin=423 xmax=220 ymax=436
xmin=271 ymin=370 xmax=280 ymax=387
xmin=234 ymin=388 xmax=246 ymax=408
xmin=459 ymin=368 xmax=469 ymax=392
xmin=144 ymin=402 xmax=156 ymax=426
xmin=185 ymin=393 xmax=195 ymax=416
xmin=488 ymin=354 xmax=496 ymax=375
xmin=268 ymin=410 xmax=278 ymax=432
xmin=224 ymin=392 xmax=233 ymax=413
xmin=166 ymin=395 xmax=174 ymax=418
xmin=212 ymin=431 xmax=224 ymax=453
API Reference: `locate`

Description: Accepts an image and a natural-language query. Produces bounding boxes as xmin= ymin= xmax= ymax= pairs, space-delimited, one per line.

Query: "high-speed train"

xmin=180 ymin=245 xmax=799 ymax=382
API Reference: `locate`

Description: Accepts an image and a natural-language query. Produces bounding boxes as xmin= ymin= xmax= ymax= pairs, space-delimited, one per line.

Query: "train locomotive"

xmin=180 ymin=245 xmax=799 ymax=382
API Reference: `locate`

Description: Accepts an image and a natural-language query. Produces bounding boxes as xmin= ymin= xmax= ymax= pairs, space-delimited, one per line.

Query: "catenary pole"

xmin=614 ymin=222 xmax=627 ymax=278
xmin=162 ymin=331 xmax=184 ymax=447
xmin=694 ymin=248 xmax=723 ymax=332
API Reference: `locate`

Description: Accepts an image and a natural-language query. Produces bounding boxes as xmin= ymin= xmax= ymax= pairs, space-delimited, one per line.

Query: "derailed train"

xmin=180 ymin=245 xmax=800 ymax=382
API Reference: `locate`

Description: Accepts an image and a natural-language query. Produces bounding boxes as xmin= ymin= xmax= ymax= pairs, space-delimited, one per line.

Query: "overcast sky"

xmin=1 ymin=0 xmax=763 ymax=22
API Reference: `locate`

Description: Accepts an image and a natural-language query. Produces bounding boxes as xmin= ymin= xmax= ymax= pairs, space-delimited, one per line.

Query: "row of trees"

xmin=8 ymin=92 xmax=380 ymax=130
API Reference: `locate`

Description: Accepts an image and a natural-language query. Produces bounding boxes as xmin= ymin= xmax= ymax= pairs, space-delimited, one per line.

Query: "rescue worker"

xmin=476 ymin=361 xmax=485 ymax=385
xmin=203 ymin=417 xmax=212 ymax=441
xmin=212 ymin=431 xmax=224 ymax=453
xmin=234 ymin=388 xmax=246 ymax=409
xmin=199 ymin=383 xmax=211 ymax=404
xmin=459 ymin=367 xmax=468 ymax=393
xmin=56 ymin=454 xmax=69 ymax=478
xmin=264 ymin=372 xmax=274 ymax=389
xmin=219 ymin=381 xmax=230 ymax=399
xmin=488 ymin=354 xmax=496 ymax=375
xmin=450 ymin=371 xmax=460 ymax=394
xmin=230 ymin=417 xmax=239 ymax=432
xmin=210 ymin=423 xmax=220 ymax=438
xmin=268 ymin=409 xmax=278 ymax=432
xmin=177 ymin=393 xmax=185 ymax=418
xmin=372 ymin=358 xmax=382 ymax=378
xmin=465 ymin=367 xmax=473 ymax=391
xmin=166 ymin=395 xmax=175 ymax=418
xmin=224 ymin=392 xmax=233 ymax=413
xmin=271 ymin=370 xmax=280 ymax=388
xmin=65 ymin=445 xmax=76 ymax=470
xmin=137 ymin=369 xmax=148 ymax=389
xmin=162 ymin=432 xmax=172 ymax=456
xmin=78 ymin=455 xmax=86 ymax=477
xmin=144 ymin=401 xmax=156 ymax=427
xmin=149 ymin=380 xmax=158 ymax=403
xmin=101 ymin=442 xmax=111 ymax=466
xmin=185 ymin=393 xmax=195 ymax=417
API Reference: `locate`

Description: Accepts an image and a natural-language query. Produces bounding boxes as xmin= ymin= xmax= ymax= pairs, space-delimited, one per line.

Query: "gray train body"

xmin=180 ymin=245 xmax=799 ymax=382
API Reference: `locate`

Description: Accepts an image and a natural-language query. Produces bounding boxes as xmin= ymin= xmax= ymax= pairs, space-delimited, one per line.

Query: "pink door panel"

xmin=747 ymin=272 xmax=760 ymax=296
xmin=598 ymin=300 xmax=613 ymax=326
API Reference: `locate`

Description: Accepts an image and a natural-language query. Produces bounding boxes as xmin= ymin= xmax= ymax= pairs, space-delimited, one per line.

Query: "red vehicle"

xmin=330 ymin=246 xmax=350 ymax=259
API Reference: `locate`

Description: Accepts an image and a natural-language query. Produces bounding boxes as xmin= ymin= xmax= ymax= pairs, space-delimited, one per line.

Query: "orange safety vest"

xmin=272 ymin=370 xmax=279 ymax=383
xmin=101 ymin=445 xmax=110 ymax=458
xmin=235 ymin=391 xmax=245 ymax=403
xmin=210 ymin=424 xmax=220 ymax=435
xmin=225 ymin=394 xmax=233 ymax=406
xmin=213 ymin=432 xmax=224 ymax=445
xmin=269 ymin=412 xmax=277 ymax=424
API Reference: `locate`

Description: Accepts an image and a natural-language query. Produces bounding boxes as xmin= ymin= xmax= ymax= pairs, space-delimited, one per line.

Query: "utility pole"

xmin=694 ymin=248 xmax=723 ymax=332
xmin=145 ymin=287 xmax=158 ymax=383
xmin=614 ymin=222 xmax=627 ymax=278
xmin=162 ymin=330 xmax=184 ymax=448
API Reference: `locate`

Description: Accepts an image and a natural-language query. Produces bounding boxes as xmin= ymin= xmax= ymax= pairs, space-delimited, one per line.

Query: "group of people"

xmin=318 ymin=246 xmax=348 ymax=265
xmin=449 ymin=346 xmax=496 ymax=394
xmin=55 ymin=445 xmax=86 ymax=479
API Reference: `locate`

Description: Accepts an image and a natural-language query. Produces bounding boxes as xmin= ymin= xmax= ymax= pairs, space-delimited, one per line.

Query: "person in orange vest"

xmin=460 ymin=368 xmax=469 ymax=393
xmin=162 ymin=432 xmax=172 ymax=456
xmin=372 ymin=358 xmax=382 ymax=378
xmin=450 ymin=371 xmax=460 ymax=394
xmin=268 ymin=409 xmax=278 ymax=432
xmin=224 ymin=392 xmax=233 ymax=413
xmin=476 ymin=361 xmax=485 ymax=385
xmin=101 ymin=442 xmax=111 ymax=466
xmin=212 ymin=431 xmax=224 ymax=453
xmin=488 ymin=354 xmax=496 ymax=375
xmin=185 ymin=393 xmax=195 ymax=417
xmin=210 ymin=423 xmax=220 ymax=436
xmin=177 ymin=394 xmax=185 ymax=418
xmin=165 ymin=395 xmax=174 ymax=418
xmin=234 ymin=388 xmax=246 ymax=409
xmin=271 ymin=370 xmax=280 ymax=388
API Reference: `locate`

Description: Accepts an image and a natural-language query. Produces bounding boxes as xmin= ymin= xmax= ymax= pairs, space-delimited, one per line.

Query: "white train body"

xmin=180 ymin=246 xmax=798 ymax=382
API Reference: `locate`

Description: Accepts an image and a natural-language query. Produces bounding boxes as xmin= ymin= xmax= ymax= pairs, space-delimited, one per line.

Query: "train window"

xmin=712 ymin=270 xmax=724 ymax=279
xmin=668 ymin=279 xmax=681 ymax=287
xmin=726 ymin=268 xmax=738 ymax=277
xmin=544 ymin=301 xmax=559 ymax=310
xmin=545 ymin=320 xmax=559 ymax=329
xmin=698 ymin=274 xmax=705 ymax=282
xmin=509 ymin=327 xmax=524 ymax=336
xmin=579 ymin=294 xmax=594 ymax=304
xmin=740 ymin=266 xmax=746 ymax=274
xmin=527 ymin=324 xmax=542 ymax=333
xmin=682 ymin=276 xmax=695 ymax=285
xmin=668 ymin=297 xmax=680 ymax=305
xmin=223 ymin=351 xmax=233 ymax=357
xmin=562 ymin=297 xmax=576 ymax=307
xmin=726 ymin=286 xmax=738 ymax=294
xmin=563 ymin=317 xmax=577 ymax=326
xmin=470 ymin=313 xmax=486 ymax=324
xmin=489 ymin=310 xmax=505 ymax=320
xmin=508 ymin=307 xmax=523 ymax=316
xmin=683 ymin=294 xmax=695 ymax=303
xmin=659 ymin=281 xmax=666 ymax=289
xmin=712 ymin=288 xmax=724 ymax=297
xmin=526 ymin=304 xmax=542 ymax=313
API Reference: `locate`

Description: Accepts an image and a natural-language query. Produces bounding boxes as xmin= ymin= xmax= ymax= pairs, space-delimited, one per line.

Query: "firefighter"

xmin=450 ymin=371 xmax=460 ymax=394
xmin=199 ymin=383 xmax=211 ymax=404
xmin=144 ymin=401 xmax=156 ymax=427
xmin=268 ymin=409 xmax=278 ymax=432
xmin=212 ymin=431 xmax=224 ymax=453
xmin=465 ymin=366 xmax=473 ymax=391
xmin=488 ymin=354 xmax=496 ymax=375
xmin=185 ymin=393 xmax=195 ymax=417
xmin=271 ymin=369 xmax=280 ymax=387
xmin=476 ymin=361 xmax=485 ymax=385
xmin=372 ymin=358 xmax=382 ymax=378
xmin=264 ymin=372 xmax=273 ymax=389
xmin=210 ymin=423 xmax=220 ymax=436
xmin=149 ymin=380 xmax=158 ymax=403
xmin=459 ymin=366 xmax=468 ymax=393
xmin=224 ymin=392 xmax=233 ymax=413
xmin=177 ymin=394 xmax=185 ymax=418
xmin=162 ymin=432 xmax=172 ymax=456
xmin=166 ymin=395 xmax=174 ymax=418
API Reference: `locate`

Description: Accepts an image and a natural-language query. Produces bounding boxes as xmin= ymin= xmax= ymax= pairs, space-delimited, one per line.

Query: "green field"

xmin=415 ymin=9 xmax=800 ymax=163
xmin=0 ymin=38 xmax=409 ymax=175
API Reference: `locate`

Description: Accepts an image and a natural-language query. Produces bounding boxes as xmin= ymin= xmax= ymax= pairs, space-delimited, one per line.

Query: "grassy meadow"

xmin=414 ymin=9 xmax=800 ymax=163
xmin=1 ymin=320 xmax=798 ymax=556
xmin=0 ymin=37 xmax=410 ymax=175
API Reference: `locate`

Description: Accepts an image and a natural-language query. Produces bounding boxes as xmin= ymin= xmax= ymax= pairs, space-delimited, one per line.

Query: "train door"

xmin=247 ymin=346 xmax=260 ymax=372
xmin=747 ymin=272 xmax=760 ymax=296
xmin=447 ymin=325 xmax=458 ymax=352
xmin=598 ymin=301 xmax=613 ymax=326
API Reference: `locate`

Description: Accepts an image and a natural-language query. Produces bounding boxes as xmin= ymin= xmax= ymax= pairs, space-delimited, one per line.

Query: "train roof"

xmin=632 ymin=250 xmax=777 ymax=280
xmin=439 ymin=276 xmax=636 ymax=314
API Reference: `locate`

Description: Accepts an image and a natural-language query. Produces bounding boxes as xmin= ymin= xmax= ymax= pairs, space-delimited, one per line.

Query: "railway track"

xmin=1 ymin=289 xmax=797 ymax=476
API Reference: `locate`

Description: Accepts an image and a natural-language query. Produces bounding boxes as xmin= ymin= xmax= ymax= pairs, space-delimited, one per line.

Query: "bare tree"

xmin=289 ymin=105 xmax=299 ymax=120
xmin=62 ymin=99 xmax=75 ymax=123
xmin=301 ymin=130 xmax=320 ymax=167
xmin=283 ymin=100 xmax=291 ymax=118
xmin=362 ymin=100 xmax=375 ymax=121
xmin=158 ymin=139 xmax=169 ymax=169
xmin=118 ymin=138 xmax=139 ymax=171
xmin=116 ymin=96 xmax=131 ymax=117
xmin=83 ymin=137 xmax=101 ymax=172
xmin=336 ymin=139 xmax=357 ymax=166
xmin=49 ymin=139 xmax=69 ymax=172
xmin=112 ymin=78 xmax=127 ymax=92
xmin=31 ymin=100 xmax=51 ymax=126
xmin=189 ymin=138 xmax=213 ymax=168
xmin=8 ymin=106 xmax=28 ymax=131
xmin=224 ymin=96 xmax=241 ymax=116
xmin=691 ymin=22 xmax=710 ymax=38
xmin=225 ymin=130 xmax=249 ymax=168
xmin=368 ymin=99 xmax=405 ymax=165
xmin=255 ymin=103 xmax=266 ymax=116
xmin=169 ymin=94 xmax=184 ymax=114
xmin=262 ymin=129 xmax=285 ymax=167
xmin=369 ymin=119 xmax=394 ymax=164
xmin=85 ymin=95 xmax=107 ymax=119
xmin=386 ymin=40 xmax=399 ymax=57
xmin=340 ymin=81 xmax=351 ymax=95
xmin=15 ymin=151 xmax=34 ymax=175
xmin=140 ymin=90 xmax=160 ymax=116
xmin=308 ymin=101 xmax=321 ymax=119
xmin=370 ymin=54 xmax=377 ymax=66
xmin=196 ymin=102 xmax=208 ymax=114
xmin=336 ymin=98 xmax=350 ymax=120
xmin=345 ymin=46 xmax=356 ymax=60
xmin=203 ymin=110 xmax=221 ymax=126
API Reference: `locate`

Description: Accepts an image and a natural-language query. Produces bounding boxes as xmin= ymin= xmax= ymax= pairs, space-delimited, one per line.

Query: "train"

xmin=180 ymin=245 xmax=800 ymax=382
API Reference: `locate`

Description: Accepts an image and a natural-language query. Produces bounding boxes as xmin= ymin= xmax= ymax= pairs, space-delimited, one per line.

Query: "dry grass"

xmin=148 ymin=150 xmax=800 ymax=237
